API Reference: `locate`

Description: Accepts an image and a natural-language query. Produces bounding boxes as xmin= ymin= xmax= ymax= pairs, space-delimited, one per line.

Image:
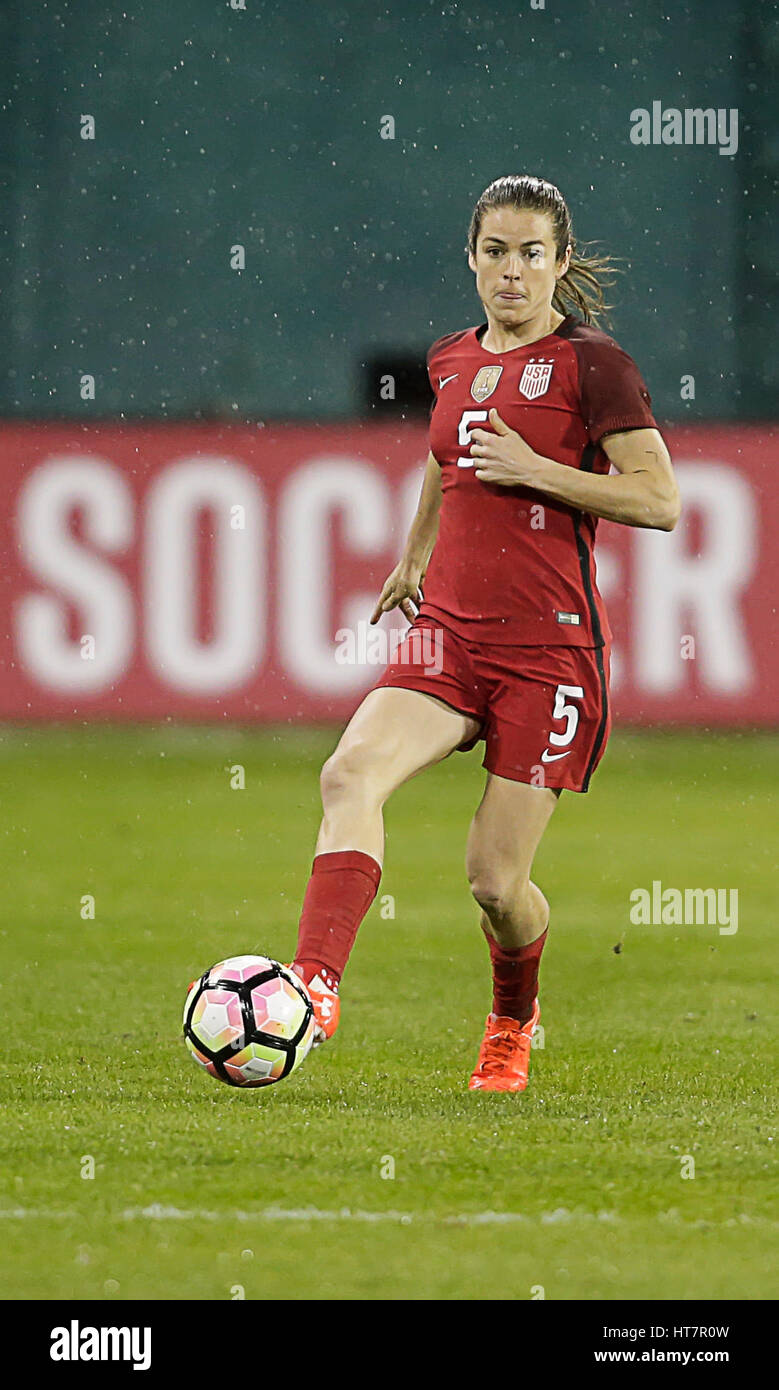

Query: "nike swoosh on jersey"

xmin=438 ymin=373 xmax=459 ymax=388
xmin=540 ymin=749 xmax=571 ymax=763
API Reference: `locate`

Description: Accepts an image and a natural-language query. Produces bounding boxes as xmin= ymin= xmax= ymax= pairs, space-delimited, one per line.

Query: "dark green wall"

xmin=1 ymin=0 xmax=774 ymax=422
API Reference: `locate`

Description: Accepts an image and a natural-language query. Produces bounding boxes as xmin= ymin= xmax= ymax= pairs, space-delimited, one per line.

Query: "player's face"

xmin=468 ymin=207 xmax=570 ymax=327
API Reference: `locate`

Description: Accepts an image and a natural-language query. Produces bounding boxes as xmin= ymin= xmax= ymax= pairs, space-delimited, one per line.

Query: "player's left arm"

xmin=470 ymin=411 xmax=681 ymax=531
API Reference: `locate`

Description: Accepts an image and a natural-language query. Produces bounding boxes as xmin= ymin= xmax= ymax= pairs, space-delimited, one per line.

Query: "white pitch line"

xmin=123 ymin=1204 xmax=547 ymax=1226
xmin=0 ymin=1207 xmax=79 ymax=1221
xmin=0 ymin=1204 xmax=609 ymax=1226
xmin=0 ymin=1204 xmax=773 ymax=1228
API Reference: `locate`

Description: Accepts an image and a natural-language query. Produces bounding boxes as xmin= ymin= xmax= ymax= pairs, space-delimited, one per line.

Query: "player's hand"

xmin=370 ymin=561 xmax=424 ymax=625
xmin=469 ymin=409 xmax=543 ymax=487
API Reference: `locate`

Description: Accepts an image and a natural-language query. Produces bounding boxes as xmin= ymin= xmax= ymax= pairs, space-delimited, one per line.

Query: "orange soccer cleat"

xmin=468 ymin=999 xmax=541 ymax=1093
xmin=289 ymin=966 xmax=340 ymax=1046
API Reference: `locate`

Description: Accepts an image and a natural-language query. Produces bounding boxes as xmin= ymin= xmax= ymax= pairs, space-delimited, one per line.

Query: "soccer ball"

xmin=182 ymin=955 xmax=315 ymax=1087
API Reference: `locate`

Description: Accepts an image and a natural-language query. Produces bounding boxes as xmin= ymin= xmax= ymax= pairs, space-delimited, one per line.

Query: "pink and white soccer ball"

xmin=183 ymin=955 xmax=315 ymax=1087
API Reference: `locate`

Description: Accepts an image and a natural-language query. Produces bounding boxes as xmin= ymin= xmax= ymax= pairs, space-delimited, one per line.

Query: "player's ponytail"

xmin=467 ymin=174 xmax=619 ymax=325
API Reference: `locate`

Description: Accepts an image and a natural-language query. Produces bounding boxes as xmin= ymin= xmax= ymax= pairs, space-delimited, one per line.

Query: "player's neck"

xmin=480 ymin=305 xmax=565 ymax=355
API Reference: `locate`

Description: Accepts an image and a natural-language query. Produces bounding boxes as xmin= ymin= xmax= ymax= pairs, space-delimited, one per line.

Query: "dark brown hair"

xmin=467 ymin=174 xmax=617 ymax=323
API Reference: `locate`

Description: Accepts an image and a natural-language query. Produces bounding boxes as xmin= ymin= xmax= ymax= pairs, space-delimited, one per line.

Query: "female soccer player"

xmin=290 ymin=174 xmax=680 ymax=1091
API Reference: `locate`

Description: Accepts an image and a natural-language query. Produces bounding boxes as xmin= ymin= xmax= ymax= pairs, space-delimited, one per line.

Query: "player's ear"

xmin=467 ymin=250 xmax=478 ymax=273
xmin=555 ymin=243 xmax=572 ymax=279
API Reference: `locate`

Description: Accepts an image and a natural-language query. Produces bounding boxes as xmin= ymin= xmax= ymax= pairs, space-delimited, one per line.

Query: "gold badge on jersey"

xmin=470 ymin=365 xmax=503 ymax=403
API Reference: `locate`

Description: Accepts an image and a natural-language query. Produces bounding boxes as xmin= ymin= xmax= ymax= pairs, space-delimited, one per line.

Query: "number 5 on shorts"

xmin=549 ymin=684 xmax=584 ymax=747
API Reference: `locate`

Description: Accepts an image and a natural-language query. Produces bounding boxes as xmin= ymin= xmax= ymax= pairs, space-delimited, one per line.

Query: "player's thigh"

xmin=465 ymin=772 xmax=558 ymax=898
xmin=323 ymin=686 xmax=480 ymax=801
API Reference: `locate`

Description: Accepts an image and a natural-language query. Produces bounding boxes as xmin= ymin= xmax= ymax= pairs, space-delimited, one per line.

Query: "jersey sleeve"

xmin=576 ymin=334 xmax=657 ymax=444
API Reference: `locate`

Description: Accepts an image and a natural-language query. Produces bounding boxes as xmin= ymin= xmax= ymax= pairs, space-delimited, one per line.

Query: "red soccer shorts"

xmin=373 ymin=616 xmax=611 ymax=793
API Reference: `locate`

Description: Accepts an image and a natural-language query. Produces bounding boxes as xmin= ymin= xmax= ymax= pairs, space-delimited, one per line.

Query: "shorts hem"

xmin=482 ymin=754 xmax=589 ymax=794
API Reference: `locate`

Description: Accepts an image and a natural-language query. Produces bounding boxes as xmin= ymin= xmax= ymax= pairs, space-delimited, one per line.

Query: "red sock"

xmin=293 ymin=850 xmax=381 ymax=992
xmin=482 ymin=923 xmax=548 ymax=1026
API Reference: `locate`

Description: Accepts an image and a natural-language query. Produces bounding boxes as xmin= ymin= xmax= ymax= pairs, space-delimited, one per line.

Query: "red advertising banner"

xmin=0 ymin=422 xmax=775 ymax=724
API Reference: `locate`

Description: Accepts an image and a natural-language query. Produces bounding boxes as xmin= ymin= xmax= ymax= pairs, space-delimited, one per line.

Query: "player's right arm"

xmin=370 ymin=452 xmax=442 ymax=625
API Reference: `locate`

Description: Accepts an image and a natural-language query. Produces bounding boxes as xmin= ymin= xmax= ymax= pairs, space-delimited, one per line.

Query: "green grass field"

xmin=0 ymin=725 xmax=775 ymax=1301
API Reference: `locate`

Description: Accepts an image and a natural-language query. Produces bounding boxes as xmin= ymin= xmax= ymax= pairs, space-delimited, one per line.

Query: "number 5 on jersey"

xmin=456 ymin=411 xmax=488 ymax=466
xmin=540 ymin=685 xmax=584 ymax=763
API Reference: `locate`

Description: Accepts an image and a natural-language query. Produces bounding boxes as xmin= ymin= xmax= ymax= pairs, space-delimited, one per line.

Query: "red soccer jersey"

xmin=421 ymin=314 xmax=658 ymax=647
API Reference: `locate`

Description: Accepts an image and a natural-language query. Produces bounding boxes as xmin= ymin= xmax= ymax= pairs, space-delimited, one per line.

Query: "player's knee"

xmin=468 ymin=866 xmax=523 ymax=919
xmin=320 ymin=740 xmax=377 ymax=808
xmin=464 ymin=867 xmax=539 ymax=922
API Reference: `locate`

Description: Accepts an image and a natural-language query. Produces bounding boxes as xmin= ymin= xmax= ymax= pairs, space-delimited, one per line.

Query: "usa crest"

xmin=470 ymin=365 xmax=503 ymax=403
xmin=518 ymin=359 xmax=554 ymax=400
